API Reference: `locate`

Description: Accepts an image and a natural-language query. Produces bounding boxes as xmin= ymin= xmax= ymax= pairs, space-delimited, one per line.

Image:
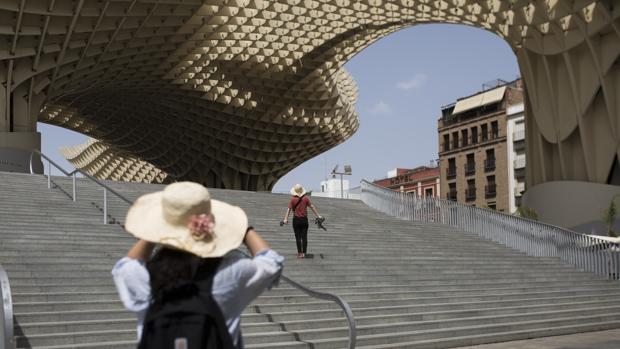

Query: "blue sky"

xmin=39 ymin=23 xmax=519 ymax=189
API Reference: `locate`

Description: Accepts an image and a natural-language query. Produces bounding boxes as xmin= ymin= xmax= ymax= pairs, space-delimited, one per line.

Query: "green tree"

xmin=515 ymin=206 xmax=538 ymax=220
xmin=602 ymin=195 xmax=619 ymax=238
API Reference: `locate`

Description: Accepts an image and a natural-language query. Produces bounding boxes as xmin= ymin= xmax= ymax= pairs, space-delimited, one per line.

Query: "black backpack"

xmin=138 ymin=260 xmax=236 ymax=349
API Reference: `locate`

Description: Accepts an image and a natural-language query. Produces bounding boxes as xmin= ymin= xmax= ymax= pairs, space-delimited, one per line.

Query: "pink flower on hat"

xmin=188 ymin=214 xmax=215 ymax=240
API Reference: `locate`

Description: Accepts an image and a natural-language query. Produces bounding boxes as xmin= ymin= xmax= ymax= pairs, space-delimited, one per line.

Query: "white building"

xmin=317 ymin=176 xmax=350 ymax=198
xmin=506 ymin=103 xmax=526 ymax=213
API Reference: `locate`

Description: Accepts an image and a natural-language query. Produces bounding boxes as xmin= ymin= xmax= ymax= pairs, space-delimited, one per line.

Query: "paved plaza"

xmin=457 ymin=329 xmax=620 ymax=349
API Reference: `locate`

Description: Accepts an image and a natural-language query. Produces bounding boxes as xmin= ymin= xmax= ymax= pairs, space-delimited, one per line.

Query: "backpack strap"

xmin=291 ymin=194 xmax=305 ymax=212
xmin=193 ymin=260 xmax=235 ymax=349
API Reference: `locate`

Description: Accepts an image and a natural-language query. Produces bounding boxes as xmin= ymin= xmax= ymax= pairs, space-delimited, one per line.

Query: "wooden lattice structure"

xmin=1 ymin=0 xmax=619 ymax=189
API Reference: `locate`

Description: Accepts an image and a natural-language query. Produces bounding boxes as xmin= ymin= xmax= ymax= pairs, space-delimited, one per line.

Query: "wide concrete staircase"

xmin=1 ymin=171 xmax=620 ymax=348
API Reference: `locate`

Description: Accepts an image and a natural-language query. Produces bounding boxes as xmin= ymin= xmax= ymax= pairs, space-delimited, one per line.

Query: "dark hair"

xmin=146 ymin=248 xmax=221 ymax=306
xmin=146 ymin=247 xmax=202 ymax=304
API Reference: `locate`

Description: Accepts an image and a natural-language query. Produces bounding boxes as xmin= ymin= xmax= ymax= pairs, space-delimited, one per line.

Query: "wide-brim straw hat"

xmin=290 ymin=184 xmax=306 ymax=197
xmin=125 ymin=182 xmax=247 ymax=258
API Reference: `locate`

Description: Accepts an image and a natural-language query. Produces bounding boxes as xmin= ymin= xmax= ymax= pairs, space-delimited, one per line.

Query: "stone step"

xmin=3 ymin=172 xmax=620 ymax=349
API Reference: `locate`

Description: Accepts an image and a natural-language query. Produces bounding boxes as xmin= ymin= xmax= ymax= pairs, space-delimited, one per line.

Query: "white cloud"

xmin=396 ymin=73 xmax=428 ymax=90
xmin=368 ymin=101 xmax=392 ymax=115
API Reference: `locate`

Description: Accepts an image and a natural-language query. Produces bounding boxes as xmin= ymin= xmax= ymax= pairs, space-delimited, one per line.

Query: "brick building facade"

xmin=438 ymin=79 xmax=523 ymax=212
xmin=372 ymin=166 xmax=440 ymax=197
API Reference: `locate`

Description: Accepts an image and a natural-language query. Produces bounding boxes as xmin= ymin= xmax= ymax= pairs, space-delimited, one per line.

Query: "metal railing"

xmin=446 ymin=167 xmax=456 ymax=179
xmin=0 ymin=265 xmax=14 ymax=349
xmin=28 ymin=150 xmax=357 ymax=345
xmin=280 ymin=274 xmax=356 ymax=349
xmin=361 ymin=180 xmax=620 ymax=281
xmin=484 ymin=158 xmax=496 ymax=171
xmin=29 ymin=150 xmax=132 ymax=224
xmin=237 ymin=250 xmax=356 ymax=347
xmin=464 ymin=163 xmax=475 ymax=175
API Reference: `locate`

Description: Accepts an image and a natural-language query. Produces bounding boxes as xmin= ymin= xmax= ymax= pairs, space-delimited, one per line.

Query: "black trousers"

xmin=292 ymin=216 xmax=309 ymax=253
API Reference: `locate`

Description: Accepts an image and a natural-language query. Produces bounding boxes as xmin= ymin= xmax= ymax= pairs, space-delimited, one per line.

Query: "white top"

xmin=111 ymin=249 xmax=284 ymax=347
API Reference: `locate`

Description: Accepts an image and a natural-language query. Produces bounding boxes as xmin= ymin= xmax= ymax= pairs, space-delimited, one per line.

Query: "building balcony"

xmin=484 ymin=158 xmax=496 ymax=171
xmin=513 ymin=129 xmax=525 ymax=142
xmin=464 ymin=163 xmax=475 ymax=176
xmin=514 ymin=157 xmax=526 ymax=169
xmin=515 ymin=167 xmax=525 ymax=179
xmin=466 ymin=188 xmax=476 ymax=201
xmin=514 ymin=182 xmax=525 ymax=197
xmin=448 ymin=191 xmax=457 ymax=201
xmin=446 ymin=167 xmax=457 ymax=179
xmin=485 ymin=184 xmax=497 ymax=198
xmin=513 ymin=139 xmax=526 ymax=151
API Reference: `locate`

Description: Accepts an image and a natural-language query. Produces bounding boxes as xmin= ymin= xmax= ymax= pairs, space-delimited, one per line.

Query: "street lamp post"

xmin=331 ymin=164 xmax=352 ymax=198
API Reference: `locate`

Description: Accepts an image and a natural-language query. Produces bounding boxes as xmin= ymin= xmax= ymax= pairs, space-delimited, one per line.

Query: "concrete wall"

xmin=523 ymin=181 xmax=620 ymax=235
xmin=0 ymin=132 xmax=43 ymax=173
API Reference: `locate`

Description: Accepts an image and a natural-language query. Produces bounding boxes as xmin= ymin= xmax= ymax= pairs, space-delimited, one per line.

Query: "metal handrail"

xmin=0 ymin=265 xmax=14 ymax=349
xmin=239 ymin=251 xmax=356 ymax=348
xmin=29 ymin=150 xmax=132 ymax=223
xmin=28 ymin=150 xmax=356 ymax=345
xmin=361 ymin=180 xmax=620 ymax=281
xmin=281 ymin=275 xmax=356 ymax=348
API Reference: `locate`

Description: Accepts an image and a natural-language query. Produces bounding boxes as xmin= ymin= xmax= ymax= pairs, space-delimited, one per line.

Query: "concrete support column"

xmin=0 ymin=132 xmax=43 ymax=173
xmin=523 ymin=181 xmax=620 ymax=235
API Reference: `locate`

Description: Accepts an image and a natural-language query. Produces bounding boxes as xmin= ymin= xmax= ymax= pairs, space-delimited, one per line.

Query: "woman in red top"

xmin=282 ymin=184 xmax=322 ymax=258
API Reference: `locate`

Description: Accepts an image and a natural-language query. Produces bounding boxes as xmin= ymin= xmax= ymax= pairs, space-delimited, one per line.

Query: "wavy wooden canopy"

xmin=1 ymin=0 xmax=618 ymax=190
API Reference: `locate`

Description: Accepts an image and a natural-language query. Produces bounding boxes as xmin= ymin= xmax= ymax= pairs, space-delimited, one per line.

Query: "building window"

xmin=462 ymin=129 xmax=468 ymax=147
xmin=465 ymin=153 xmax=475 ymax=175
xmin=485 ymin=148 xmax=495 ymax=171
xmin=481 ymin=124 xmax=488 ymax=142
xmin=448 ymin=182 xmax=457 ymax=201
xmin=443 ymin=134 xmax=450 ymax=152
xmin=471 ymin=126 xmax=478 ymax=144
xmin=485 ymin=175 xmax=496 ymax=198
xmin=425 ymin=187 xmax=433 ymax=197
xmin=466 ymin=179 xmax=476 ymax=201
xmin=491 ymin=121 xmax=499 ymax=139
xmin=452 ymin=131 xmax=459 ymax=149
xmin=447 ymin=158 xmax=456 ymax=179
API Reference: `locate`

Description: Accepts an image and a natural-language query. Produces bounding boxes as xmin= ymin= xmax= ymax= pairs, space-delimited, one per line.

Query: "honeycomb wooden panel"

xmin=1 ymin=0 xmax=619 ymax=190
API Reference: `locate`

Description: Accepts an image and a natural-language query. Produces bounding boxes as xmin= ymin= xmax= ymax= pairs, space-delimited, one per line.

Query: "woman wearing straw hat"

xmin=282 ymin=184 xmax=323 ymax=259
xmin=111 ymin=182 xmax=283 ymax=348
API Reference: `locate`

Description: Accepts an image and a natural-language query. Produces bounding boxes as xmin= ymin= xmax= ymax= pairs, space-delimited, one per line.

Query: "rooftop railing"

xmin=361 ymin=180 xmax=620 ymax=282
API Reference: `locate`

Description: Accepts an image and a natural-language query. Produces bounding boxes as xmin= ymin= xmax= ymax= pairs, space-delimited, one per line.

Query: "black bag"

xmin=138 ymin=261 xmax=235 ymax=349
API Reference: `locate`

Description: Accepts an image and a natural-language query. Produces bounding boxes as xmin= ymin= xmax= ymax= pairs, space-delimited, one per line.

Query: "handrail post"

xmin=103 ymin=188 xmax=108 ymax=224
xmin=72 ymin=173 xmax=76 ymax=202
xmin=47 ymin=161 xmax=51 ymax=189
xmin=0 ymin=266 xmax=14 ymax=349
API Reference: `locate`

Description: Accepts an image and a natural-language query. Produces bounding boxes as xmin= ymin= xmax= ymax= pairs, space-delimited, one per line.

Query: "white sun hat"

xmin=290 ymin=184 xmax=307 ymax=197
xmin=125 ymin=182 xmax=248 ymax=258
